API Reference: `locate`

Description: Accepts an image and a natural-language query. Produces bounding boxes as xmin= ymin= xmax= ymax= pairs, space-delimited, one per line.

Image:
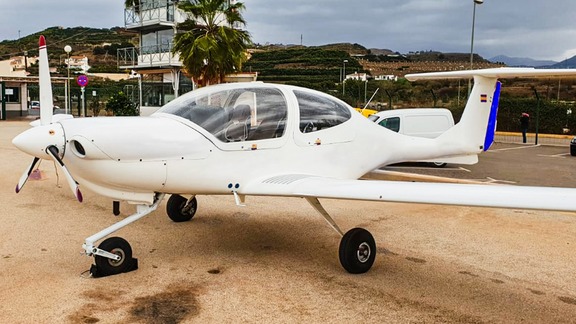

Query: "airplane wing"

xmin=240 ymin=175 xmax=576 ymax=212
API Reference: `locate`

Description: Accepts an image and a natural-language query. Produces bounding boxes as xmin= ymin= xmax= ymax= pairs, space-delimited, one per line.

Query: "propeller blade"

xmin=15 ymin=157 xmax=40 ymax=193
xmin=38 ymin=35 xmax=54 ymax=126
xmin=46 ymin=145 xmax=83 ymax=202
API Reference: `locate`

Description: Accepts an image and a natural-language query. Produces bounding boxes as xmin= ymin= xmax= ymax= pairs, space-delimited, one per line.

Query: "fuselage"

xmin=13 ymin=82 xmax=474 ymax=205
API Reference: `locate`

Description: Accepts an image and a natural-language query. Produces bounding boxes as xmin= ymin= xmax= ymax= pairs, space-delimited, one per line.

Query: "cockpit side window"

xmin=160 ymin=87 xmax=287 ymax=142
xmin=294 ymin=90 xmax=351 ymax=133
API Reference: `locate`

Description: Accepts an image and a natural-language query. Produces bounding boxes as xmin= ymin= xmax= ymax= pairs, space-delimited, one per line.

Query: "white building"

xmin=0 ymin=56 xmax=36 ymax=119
xmin=117 ymin=0 xmax=248 ymax=116
xmin=65 ymin=55 xmax=90 ymax=74
xmin=375 ymin=75 xmax=398 ymax=81
xmin=345 ymin=72 xmax=368 ymax=82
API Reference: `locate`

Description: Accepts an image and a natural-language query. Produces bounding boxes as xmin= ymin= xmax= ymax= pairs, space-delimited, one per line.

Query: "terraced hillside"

xmin=246 ymin=47 xmax=366 ymax=89
xmin=361 ymin=59 xmax=503 ymax=77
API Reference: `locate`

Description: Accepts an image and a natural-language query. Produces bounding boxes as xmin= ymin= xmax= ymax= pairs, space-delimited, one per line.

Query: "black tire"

xmin=94 ymin=237 xmax=133 ymax=276
xmin=166 ymin=195 xmax=197 ymax=222
xmin=339 ymin=228 xmax=376 ymax=274
xmin=570 ymin=146 xmax=576 ymax=156
xmin=431 ymin=162 xmax=447 ymax=168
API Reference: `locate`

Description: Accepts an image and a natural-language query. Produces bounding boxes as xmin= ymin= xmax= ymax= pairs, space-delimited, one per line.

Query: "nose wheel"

xmin=339 ymin=228 xmax=376 ymax=274
xmin=91 ymin=237 xmax=137 ymax=278
xmin=84 ymin=193 xmax=165 ymax=278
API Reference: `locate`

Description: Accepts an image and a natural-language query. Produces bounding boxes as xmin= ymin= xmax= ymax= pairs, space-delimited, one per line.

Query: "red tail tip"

xmin=39 ymin=35 xmax=46 ymax=48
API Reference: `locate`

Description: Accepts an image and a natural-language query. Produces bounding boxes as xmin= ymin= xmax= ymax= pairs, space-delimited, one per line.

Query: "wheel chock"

xmin=88 ymin=257 xmax=138 ymax=278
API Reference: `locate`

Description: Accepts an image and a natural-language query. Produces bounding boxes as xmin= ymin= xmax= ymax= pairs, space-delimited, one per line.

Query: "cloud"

xmin=243 ymin=0 xmax=576 ymax=61
xmin=1 ymin=0 xmax=575 ymax=61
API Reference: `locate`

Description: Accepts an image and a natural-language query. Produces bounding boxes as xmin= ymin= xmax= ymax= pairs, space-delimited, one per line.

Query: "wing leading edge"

xmin=241 ymin=175 xmax=576 ymax=212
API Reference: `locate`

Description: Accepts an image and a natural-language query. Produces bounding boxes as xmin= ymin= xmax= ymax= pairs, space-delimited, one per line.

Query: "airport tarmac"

xmin=1 ymin=120 xmax=576 ymax=323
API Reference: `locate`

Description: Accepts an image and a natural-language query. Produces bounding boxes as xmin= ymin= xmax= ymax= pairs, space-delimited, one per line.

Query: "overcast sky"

xmin=1 ymin=0 xmax=576 ymax=61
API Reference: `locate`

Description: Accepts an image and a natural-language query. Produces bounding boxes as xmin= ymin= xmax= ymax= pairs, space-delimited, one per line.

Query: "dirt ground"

xmin=1 ymin=120 xmax=576 ymax=323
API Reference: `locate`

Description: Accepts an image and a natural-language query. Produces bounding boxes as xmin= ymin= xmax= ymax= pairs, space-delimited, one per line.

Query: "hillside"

xmin=247 ymin=46 xmax=365 ymax=90
xmin=0 ymin=26 xmax=137 ymax=73
xmin=489 ymin=55 xmax=558 ymax=67
xmin=247 ymin=44 xmax=501 ymax=87
xmin=551 ymin=56 xmax=576 ymax=69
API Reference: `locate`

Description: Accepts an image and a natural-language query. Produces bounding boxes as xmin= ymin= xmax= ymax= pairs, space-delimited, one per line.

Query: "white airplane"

xmin=13 ymin=36 xmax=576 ymax=277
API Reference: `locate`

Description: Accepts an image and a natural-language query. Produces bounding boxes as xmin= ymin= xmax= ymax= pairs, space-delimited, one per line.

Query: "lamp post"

xmin=468 ymin=0 xmax=483 ymax=95
xmin=342 ymin=59 xmax=348 ymax=96
xmin=64 ymin=45 xmax=72 ymax=115
xmin=458 ymin=65 xmax=464 ymax=107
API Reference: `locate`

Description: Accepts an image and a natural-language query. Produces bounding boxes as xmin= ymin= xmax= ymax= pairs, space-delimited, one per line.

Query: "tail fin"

xmin=483 ymin=81 xmax=501 ymax=151
xmin=405 ymin=68 xmax=576 ymax=161
xmin=38 ymin=35 xmax=54 ymax=125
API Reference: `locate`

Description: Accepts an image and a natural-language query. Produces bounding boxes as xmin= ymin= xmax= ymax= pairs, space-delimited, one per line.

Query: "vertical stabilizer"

xmin=483 ymin=81 xmax=501 ymax=151
xmin=38 ymin=35 xmax=53 ymax=125
xmin=426 ymin=74 xmax=499 ymax=158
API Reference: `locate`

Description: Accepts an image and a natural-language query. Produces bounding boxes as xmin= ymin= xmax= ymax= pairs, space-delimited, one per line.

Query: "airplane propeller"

xmin=46 ymin=145 xmax=83 ymax=202
xmin=15 ymin=157 xmax=40 ymax=193
xmin=38 ymin=35 xmax=53 ymax=126
xmin=13 ymin=35 xmax=82 ymax=202
xmin=14 ymin=143 xmax=83 ymax=202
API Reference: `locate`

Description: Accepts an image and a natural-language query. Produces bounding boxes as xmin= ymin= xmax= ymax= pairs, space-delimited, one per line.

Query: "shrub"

xmin=106 ymin=91 xmax=138 ymax=116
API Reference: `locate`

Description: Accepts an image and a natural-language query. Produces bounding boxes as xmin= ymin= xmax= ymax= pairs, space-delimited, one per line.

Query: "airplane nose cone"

xmin=13 ymin=124 xmax=66 ymax=159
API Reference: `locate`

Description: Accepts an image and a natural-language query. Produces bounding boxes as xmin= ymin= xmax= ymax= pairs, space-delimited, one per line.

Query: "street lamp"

xmin=342 ymin=59 xmax=348 ymax=96
xmin=458 ymin=65 xmax=464 ymax=106
xmin=468 ymin=0 xmax=483 ymax=94
xmin=64 ymin=45 xmax=72 ymax=115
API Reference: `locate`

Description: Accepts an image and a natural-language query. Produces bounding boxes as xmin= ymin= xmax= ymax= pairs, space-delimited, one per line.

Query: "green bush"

xmin=106 ymin=91 xmax=138 ymax=116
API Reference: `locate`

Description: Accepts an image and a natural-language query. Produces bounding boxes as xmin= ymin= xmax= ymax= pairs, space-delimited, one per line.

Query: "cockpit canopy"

xmin=157 ymin=83 xmax=352 ymax=142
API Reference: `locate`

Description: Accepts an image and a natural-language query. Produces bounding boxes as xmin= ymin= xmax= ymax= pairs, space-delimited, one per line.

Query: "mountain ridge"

xmin=2 ymin=26 xmax=576 ymax=71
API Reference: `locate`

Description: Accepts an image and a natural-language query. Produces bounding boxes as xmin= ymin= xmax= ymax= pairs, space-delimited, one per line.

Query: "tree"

xmin=172 ymin=0 xmax=251 ymax=87
xmin=124 ymin=0 xmax=140 ymax=13
xmin=124 ymin=0 xmax=138 ymax=7
xmin=106 ymin=91 xmax=138 ymax=116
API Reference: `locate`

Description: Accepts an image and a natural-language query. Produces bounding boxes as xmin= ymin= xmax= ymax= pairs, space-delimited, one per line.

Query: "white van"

xmin=369 ymin=108 xmax=455 ymax=167
xmin=368 ymin=108 xmax=454 ymax=138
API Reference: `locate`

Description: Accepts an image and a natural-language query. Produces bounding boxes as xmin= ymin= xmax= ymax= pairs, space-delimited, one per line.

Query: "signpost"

xmin=77 ymin=75 xmax=88 ymax=117
xmin=1 ymin=81 xmax=5 ymax=120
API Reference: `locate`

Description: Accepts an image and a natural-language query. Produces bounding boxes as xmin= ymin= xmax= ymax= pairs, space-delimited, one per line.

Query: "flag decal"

xmin=480 ymin=94 xmax=488 ymax=102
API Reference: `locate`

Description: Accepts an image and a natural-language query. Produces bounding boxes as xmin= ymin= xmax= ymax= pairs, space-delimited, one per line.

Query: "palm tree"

xmin=124 ymin=0 xmax=138 ymax=7
xmin=172 ymin=0 xmax=251 ymax=87
xmin=124 ymin=0 xmax=140 ymax=13
xmin=124 ymin=0 xmax=141 ymax=14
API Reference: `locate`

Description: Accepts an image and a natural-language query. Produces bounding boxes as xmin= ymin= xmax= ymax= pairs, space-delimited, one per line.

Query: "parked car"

xmin=570 ymin=137 xmax=576 ymax=156
xmin=29 ymin=101 xmax=40 ymax=109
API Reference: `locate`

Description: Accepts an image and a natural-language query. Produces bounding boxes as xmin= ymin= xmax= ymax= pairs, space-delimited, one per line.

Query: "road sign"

xmin=77 ymin=75 xmax=88 ymax=87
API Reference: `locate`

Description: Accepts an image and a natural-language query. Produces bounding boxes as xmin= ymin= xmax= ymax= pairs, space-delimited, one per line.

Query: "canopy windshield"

xmin=159 ymin=86 xmax=288 ymax=142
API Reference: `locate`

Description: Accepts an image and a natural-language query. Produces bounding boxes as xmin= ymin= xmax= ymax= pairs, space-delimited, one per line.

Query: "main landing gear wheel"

xmin=166 ymin=195 xmax=197 ymax=222
xmin=339 ymin=228 xmax=376 ymax=274
xmin=432 ymin=162 xmax=447 ymax=168
xmin=93 ymin=237 xmax=136 ymax=277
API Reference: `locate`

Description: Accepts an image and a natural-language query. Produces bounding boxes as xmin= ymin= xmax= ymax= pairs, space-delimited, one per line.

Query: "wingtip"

xmin=15 ymin=184 xmax=21 ymax=193
xmin=39 ymin=35 xmax=46 ymax=48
